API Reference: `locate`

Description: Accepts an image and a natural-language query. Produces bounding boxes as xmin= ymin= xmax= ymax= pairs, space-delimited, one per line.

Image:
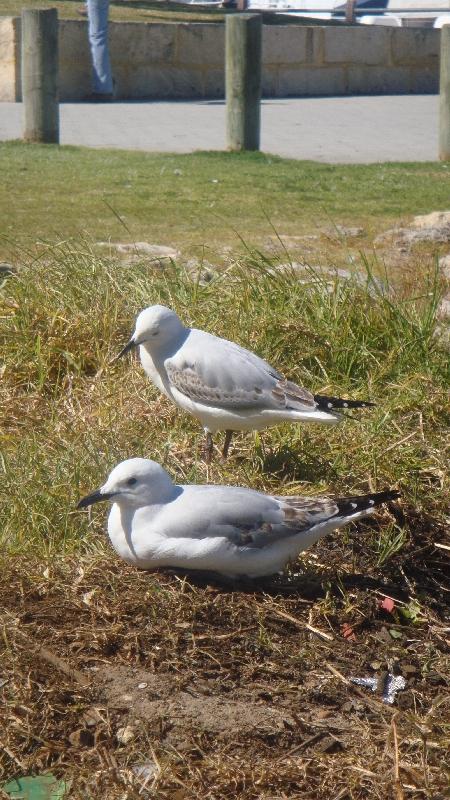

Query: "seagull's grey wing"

xmin=165 ymin=329 xmax=315 ymax=411
xmin=156 ymin=487 xmax=337 ymax=548
xmin=156 ymin=485 xmax=283 ymax=542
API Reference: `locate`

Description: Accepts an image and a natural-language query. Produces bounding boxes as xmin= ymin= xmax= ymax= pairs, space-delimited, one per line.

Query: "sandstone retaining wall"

xmin=0 ymin=16 xmax=440 ymax=102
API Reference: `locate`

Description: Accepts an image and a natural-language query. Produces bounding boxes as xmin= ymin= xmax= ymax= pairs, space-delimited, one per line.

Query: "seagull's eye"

xmin=126 ymin=477 xmax=137 ymax=487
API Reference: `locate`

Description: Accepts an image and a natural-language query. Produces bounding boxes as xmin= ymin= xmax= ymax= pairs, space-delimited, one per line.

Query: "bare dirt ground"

xmin=1 ymin=512 xmax=448 ymax=800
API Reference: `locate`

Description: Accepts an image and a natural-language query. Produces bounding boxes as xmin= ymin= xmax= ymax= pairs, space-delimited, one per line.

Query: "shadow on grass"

xmin=159 ymin=567 xmax=421 ymax=603
xmin=158 ymin=508 xmax=449 ymax=607
xmin=258 ymin=443 xmax=338 ymax=484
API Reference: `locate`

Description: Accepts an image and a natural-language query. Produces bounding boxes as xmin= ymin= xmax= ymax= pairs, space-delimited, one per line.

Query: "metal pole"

xmin=225 ymin=14 xmax=262 ymax=152
xmin=22 ymin=8 xmax=59 ymax=144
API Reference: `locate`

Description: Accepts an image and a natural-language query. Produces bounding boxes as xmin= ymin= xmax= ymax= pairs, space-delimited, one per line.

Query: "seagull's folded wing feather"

xmin=155 ymin=486 xmax=339 ymax=548
xmin=164 ymin=330 xmax=315 ymax=411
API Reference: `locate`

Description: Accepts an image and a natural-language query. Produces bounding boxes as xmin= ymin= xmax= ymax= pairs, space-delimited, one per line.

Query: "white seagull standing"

xmin=77 ymin=458 xmax=399 ymax=578
xmin=117 ymin=305 xmax=374 ymax=461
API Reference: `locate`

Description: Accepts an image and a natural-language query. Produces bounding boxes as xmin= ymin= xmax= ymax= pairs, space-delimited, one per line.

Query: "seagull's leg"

xmin=202 ymin=430 xmax=214 ymax=463
xmin=222 ymin=430 xmax=233 ymax=460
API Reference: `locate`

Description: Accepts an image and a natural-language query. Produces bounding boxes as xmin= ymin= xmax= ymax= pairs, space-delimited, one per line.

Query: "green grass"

xmin=1 ymin=242 xmax=448 ymax=559
xmin=1 ymin=142 xmax=450 ymax=264
xmin=0 ymin=0 xmax=227 ymax=23
xmin=1 ymin=0 xmax=326 ymax=23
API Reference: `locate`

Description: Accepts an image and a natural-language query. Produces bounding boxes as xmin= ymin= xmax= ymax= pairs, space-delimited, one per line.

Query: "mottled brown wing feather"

xmin=166 ymin=363 xmax=278 ymax=408
xmin=276 ymin=496 xmax=339 ymax=530
xmin=280 ymin=380 xmax=316 ymax=408
xmin=232 ymin=496 xmax=340 ymax=548
xmin=166 ymin=363 xmax=316 ymax=412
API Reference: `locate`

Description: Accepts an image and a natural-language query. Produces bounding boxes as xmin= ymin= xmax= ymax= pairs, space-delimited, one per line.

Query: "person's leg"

xmin=87 ymin=0 xmax=113 ymax=95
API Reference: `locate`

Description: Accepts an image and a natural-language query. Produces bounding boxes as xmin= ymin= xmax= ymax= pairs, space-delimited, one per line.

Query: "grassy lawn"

xmin=1 ymin=0 xmax=320 ymax=23
xmin=2 ymin=141 xmax=450 ymax=264
xmin=0 ymin=143 xmax=449 ymax=797
xmin=0 ymin=0 xmax=227 ymax=23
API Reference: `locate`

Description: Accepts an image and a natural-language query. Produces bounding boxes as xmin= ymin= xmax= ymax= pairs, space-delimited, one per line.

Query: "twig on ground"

xmin=350 ymin=765 xmax=378 ymax=778
xmin=268 ymin=606 xmax=334 ymax=641
xmin=277 ymin=732 xmax=324 ymax=761
xmin=331 ymin=787 xmax=350 ymax=800
xmin=383 ymin=431 xmax=417 ymax=454
xmin=373 ymin=590 xmax=408 ymax=606
xmin=391 ymin=715 xmax=404 ymax=800
xmin=0 ymin=738 xmax=26 ymax=769
xmin=3 ymin=609 xmax=89 ymax=687
xmin=97 ymin=746 xmax=143 ymax=800
xmin=324 ymin=661 xmax=351 ymax=686
xmin=324 ymin=661 xmax=397 ymax=715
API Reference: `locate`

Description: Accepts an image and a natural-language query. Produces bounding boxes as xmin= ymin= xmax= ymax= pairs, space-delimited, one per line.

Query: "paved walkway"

xmin=0 ymin=95 xmax=438 ymax=162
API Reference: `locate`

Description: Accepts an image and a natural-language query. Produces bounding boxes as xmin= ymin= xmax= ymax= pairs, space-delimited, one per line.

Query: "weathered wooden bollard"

xmin=22 ymin=8 xmax=59 ymax=144
xmin=345 ymin=0 xmax=356 ymax=24
xmin=226 ymin=14 xmax=262 ymax=151
xmin=439 ymin=25 xmax=450 ymax=160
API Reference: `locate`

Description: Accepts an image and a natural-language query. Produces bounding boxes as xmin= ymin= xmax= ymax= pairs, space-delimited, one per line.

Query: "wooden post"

xmin=439 ymin=25 xmax=450 ymax=160
xmin=226 ymin=14 xmax=262 ymax=151
xmin=345 ymin=0 xmax=356 ymax=24
xmin=21 ymin=8 xmax=59 ymax=144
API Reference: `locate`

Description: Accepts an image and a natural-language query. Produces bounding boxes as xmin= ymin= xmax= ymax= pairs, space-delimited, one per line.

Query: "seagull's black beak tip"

xmin=115 ymin=337 xmax=136 ymax=360
xmin=77 ymin=495 xmax=93 ymax=510
xmin=77 ymin=491 xmax=105 ymax=510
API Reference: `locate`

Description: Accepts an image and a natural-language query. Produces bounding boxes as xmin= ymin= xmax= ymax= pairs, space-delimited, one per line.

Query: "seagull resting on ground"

xmin=117 ymin=305 xmax=374 ymax=461
xmin=77 ymin=458 xmax=399 ymax=578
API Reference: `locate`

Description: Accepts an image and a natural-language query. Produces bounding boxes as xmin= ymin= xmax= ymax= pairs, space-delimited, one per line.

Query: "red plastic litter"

xmin=379 ymin=597 xmax=395 ymax=613
xmin=341 ymin=623 xmax=356 ymax=641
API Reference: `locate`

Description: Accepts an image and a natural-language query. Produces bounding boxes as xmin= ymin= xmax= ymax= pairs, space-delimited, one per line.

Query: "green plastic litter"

xmin=2 ymin=775 xmax=69 ymax=800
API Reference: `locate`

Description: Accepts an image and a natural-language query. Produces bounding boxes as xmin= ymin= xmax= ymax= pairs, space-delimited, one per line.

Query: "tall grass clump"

xmin=0 ymin=240 xmax=448 ymax=557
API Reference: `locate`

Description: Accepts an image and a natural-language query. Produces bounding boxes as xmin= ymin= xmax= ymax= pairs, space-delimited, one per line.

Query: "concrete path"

xmin=0 ymin=95 xmax=439 ymax=162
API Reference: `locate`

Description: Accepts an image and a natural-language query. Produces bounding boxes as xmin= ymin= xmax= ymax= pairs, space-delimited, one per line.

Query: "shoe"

xmin=84 ymin=92 xmax=114 ymax=102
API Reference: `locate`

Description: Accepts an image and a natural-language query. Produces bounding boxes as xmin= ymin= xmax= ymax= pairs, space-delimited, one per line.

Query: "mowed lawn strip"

xmin=0 ymin=0 xmax=226 ymax=23
xmin=1 ymin=142 xmax=450 ymax=262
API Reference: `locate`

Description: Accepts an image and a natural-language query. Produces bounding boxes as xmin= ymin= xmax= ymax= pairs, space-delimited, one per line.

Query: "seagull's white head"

xmin=77 ymin=458 xmax=175 ymax=510
xmin=117 ymin=305 xmax=187 ymax=358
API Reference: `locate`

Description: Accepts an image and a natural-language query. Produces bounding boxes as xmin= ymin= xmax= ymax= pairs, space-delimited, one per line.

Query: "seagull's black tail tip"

xmin=314 ymin=393 xmax=375 ymax=412
xmin=336 ymin=489 xmax=400 ymax=517
xmin=368 ymin=489 xmax=401 ymax=505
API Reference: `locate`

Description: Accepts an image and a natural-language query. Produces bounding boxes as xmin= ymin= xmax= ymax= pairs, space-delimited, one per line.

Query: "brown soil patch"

xmin=97 ymin=666 xmax=294 ymax=743
xmin=1 ymin=521 xmax=448 ymax=799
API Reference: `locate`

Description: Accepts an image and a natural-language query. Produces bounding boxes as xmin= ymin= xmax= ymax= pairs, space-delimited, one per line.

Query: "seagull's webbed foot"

xmin=202 ymin=431 xmax=214 ymax=463
xmin=221 ymin=430 xmax=233 ymax=460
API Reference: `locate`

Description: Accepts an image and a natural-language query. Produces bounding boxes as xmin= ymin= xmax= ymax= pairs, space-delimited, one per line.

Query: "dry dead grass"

xmin=1 ymin=524 xmax=448 ymax=799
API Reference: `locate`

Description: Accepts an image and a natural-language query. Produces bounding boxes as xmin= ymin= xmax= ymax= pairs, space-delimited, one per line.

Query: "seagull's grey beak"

xmin=77 ymin=490 xmax=115 ymax=509
xmin=116 ymin=337 xmax=136 ymax=360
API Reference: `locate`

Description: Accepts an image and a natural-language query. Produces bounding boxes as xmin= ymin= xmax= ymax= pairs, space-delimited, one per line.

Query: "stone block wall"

xmin=0 ymin=16 xmax=440 ymax=102
xmin=0 ymin=16 xmax=21 ymax=101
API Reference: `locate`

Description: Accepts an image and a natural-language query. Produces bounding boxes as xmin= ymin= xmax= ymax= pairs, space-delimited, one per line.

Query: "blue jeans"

xmin=87 ymin=0 xmax=113 ymax=94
